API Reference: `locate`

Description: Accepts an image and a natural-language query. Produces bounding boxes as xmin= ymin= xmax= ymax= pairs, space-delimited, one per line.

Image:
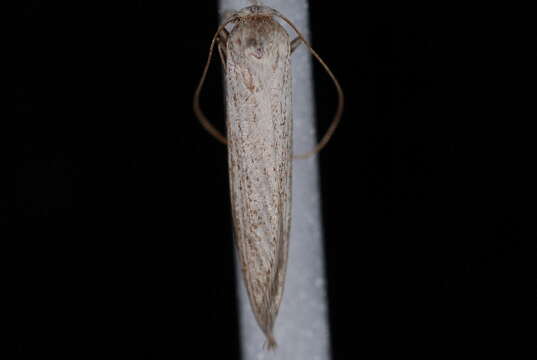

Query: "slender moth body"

xmin=193 ymin=0 xmax=343 ymax=349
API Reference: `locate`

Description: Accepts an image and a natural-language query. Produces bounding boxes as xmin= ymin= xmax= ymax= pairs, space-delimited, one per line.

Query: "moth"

xmin=193 ymin=0 xmax=343 ymax=349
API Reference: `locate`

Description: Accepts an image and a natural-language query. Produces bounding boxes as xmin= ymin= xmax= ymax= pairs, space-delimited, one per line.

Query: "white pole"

xmin=217 ymin=1 xmax=331 ymax=359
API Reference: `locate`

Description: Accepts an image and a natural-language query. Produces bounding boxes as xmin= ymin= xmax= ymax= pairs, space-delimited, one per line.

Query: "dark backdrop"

xmin=12 ymin=1 xmax=535 ymax=358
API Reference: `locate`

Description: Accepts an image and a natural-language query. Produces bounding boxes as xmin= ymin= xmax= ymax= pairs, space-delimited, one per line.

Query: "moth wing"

xmin=225 ymin=18 xmax=292 ymax=346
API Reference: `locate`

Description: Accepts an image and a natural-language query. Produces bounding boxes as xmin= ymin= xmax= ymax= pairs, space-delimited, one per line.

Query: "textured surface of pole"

xmin=218 ymin=1 xmax=331 ymax=359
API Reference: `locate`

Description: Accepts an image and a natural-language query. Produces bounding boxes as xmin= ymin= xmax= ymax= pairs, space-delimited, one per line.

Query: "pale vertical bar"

xmin=217 ymin=1 xmax=331 ymax=359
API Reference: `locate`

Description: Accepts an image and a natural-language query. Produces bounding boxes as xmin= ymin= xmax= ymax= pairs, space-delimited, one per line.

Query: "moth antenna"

xmin=249 ymin=0 xmax=262 ymax=5
xmin=272 ymin=11 xmax=345 ymax=159
xmin=193 ymin=15 xmax=238 ymax=145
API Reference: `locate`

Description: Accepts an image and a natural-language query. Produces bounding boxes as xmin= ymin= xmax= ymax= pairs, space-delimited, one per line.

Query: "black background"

xmin=12 ymin=1 xmax=535 ymax=358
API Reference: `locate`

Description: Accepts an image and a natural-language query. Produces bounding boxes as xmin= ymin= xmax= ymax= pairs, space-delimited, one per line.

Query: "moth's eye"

xmin=246 ymin=38 xmax=264 ymax=59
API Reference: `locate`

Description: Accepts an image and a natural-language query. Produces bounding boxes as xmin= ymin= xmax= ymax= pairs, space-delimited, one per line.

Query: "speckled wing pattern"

xmin=225 ymin=12 xmax=292 ymax=348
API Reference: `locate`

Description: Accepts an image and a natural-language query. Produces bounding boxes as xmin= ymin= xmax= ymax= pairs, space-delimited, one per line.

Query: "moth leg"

xmin=290 ymin=37 xmax=302 ymax=53
xmin=218 ymin=27 xmax=229 ymax=43
xmin=217 ymin=28 xmax=229 ymax=66
xmin=217 ymin=43 xmax=226 ymax=66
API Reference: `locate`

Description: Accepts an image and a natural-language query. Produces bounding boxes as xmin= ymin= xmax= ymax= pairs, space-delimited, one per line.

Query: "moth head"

xmin=228 ymin=7 xmax=287 ymax=64
xmin=237 ymin=5 xmax=276 ymax=18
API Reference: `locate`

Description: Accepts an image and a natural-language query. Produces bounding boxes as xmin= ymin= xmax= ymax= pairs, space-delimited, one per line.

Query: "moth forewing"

xmin=226 ymin=12 xmax=292 ymax=350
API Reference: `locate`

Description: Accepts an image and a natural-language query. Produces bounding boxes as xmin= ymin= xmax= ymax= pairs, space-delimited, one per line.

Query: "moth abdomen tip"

xmin=264 ymin=333 xmax=278 ymax=351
